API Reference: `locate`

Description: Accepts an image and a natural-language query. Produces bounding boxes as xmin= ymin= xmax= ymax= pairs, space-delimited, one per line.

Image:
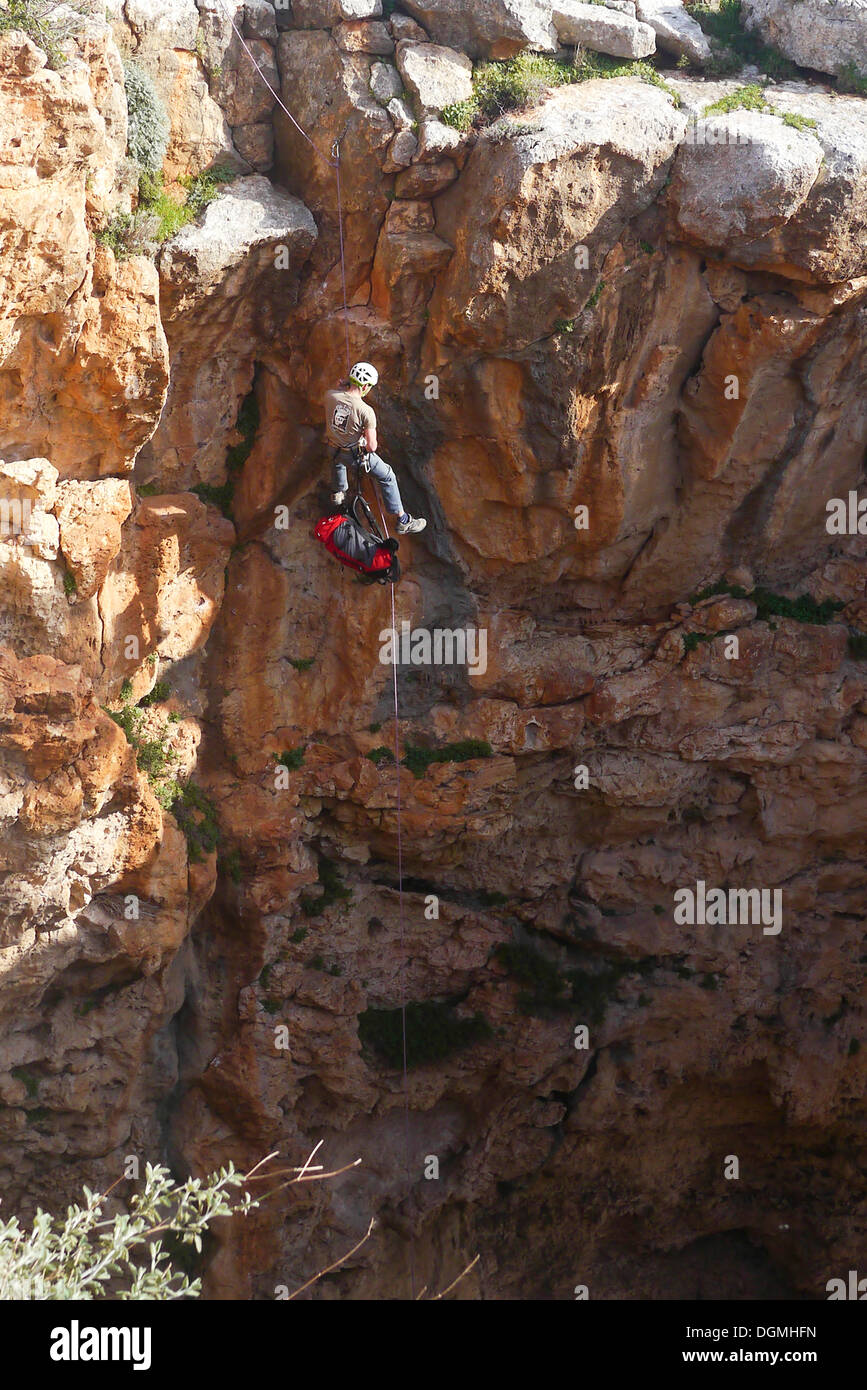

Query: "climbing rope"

xmin=213 ymin=0 xmax=416 ymax=1297
xmin=215 ymin=0 xmax=334 ymax=164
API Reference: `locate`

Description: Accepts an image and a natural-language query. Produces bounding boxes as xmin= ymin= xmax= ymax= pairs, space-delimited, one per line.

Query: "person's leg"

xmin=331 ymin=449 xmax=349 ymax=494
xmin=366 ymin=452 xmax=405 ymax=516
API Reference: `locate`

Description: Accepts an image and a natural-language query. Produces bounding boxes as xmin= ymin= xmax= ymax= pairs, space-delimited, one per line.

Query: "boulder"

xmin=370 ymin=59 xmax=404 ymax=102
xmin=158 ymin=175 xmax=315 ymax=315
xmin=383 ymin=128 xmax=419 ymax=170
xmin=429 ymin=79 xmax=687 ymax=354
xmin=395 ymin=39 xmax=474 ymax=112
xmin=123 ymin=0 xmax=200 ymax=49
xmin=751 ymin=90 xmax=867 ymax=282
xmin=394 ymin=157 xmax=458 ymax=197
xmin=243 ymin=0 xmax=278 ymax=42
xmin=741 ymin=0 xmax=867 ymax=80
xmin=292 ymin=0 xmax=382 ymax=23
xmin=401 ymin=0 xmax=558 ymax=57
xmin=210 ymin=37 xmax=278 ymax=126
xmin=389 ymin=13 xmax=430 ymax=43
xmin=387 ymin=95 xmax=416 ymax=128
xmin=416 ymin=116 xmax=465 ymax=161
xmin=145 ymin=177 xmax=316 ymax=488
xmin=553 ymin=1 xmax=657 ymax=57
xmin=371 ymin=201 xmax=453 ymax=319
xmin=333 ymin=19 xmax=394 ymax=52
xmin=670 ymin=111 xmax=825 ymax=261
xmin=635 ymin=0 xmax=711 ymax=64
xmin=54 ymin=480 xmax=133 ymax=600
xmin=233 ymin=120 xmax=276 ymax=170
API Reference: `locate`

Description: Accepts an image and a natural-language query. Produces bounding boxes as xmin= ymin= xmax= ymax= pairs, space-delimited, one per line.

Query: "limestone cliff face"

xmin=1 ymin=3 xmax=866 ymax=1301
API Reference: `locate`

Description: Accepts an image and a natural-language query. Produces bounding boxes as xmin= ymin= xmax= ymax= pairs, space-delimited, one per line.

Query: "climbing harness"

xmin=213 ymin=0 xmax=417 ymax=1298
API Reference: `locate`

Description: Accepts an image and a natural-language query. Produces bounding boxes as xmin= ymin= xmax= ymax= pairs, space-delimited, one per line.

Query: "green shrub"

xmin=0 ymin=1160 xmax=259 ymax=1299
xmin=366 ymin=746 xmax=395 ymax=766
xmin=690 ymin=581 xmax=845 ymax=626
xmin=359 ymin=1001 xmax=492 ymax=1069
xmin=135 ymin=737 xmax=174 ymax=779
xmin=191 ymin=481 xmax=234 ymax=517
xmin=0 ymin=0 xmax=86 ymax=68
xmin=124 ymin=63 xmax=170 ymax=173
xmin=218 ymin=848 xmax=242 ymax=884
xmin=685 ymin=0 xmax=798 ymax=78
xmin=683 ymin=630 xmax=724 ymax=653
xmin=402 ymin=739 xmax=493 ymax=778
xmin=300 ymin=857 xmax=352 ymax=918
xmin=95 ymin=210 xmax=161 ymax=260
xmin=106 ymin=705 xmax=142 ymax=745
xmin=100 ymin=165 xmax=236 ymax=262
xmin=288 ymin=657 xmax=314 ymax=672
xmin=701 ymin=87 xmax=818 ymax=132
xmin=494 ymin=943 xmax=570 ymax=1014
xmin=574 ymin=50 xmax=681 ymax=105
xmin=171 ymin=782 xmax=220 ymax=862
xmin=276 ymin=747 xmax=305 ymax=771
xmin=837 ymin=63 xmax=867 ymax=96
xmin=62 ymin=569 xmax=77 ymax=598
xmin=139 ymin=680 xmax=170 ymax=707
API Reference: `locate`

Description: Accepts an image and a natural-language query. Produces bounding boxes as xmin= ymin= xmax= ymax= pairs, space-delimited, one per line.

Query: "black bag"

xmin=314 ymin=446 xmax=401 ymax=585
xmin=314 ymin=505 xmax=400 ymax=584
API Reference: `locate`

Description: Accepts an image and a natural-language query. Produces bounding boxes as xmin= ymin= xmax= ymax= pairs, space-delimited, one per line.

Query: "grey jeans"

xmin=331 ymin=448 xmax=405 ymax=516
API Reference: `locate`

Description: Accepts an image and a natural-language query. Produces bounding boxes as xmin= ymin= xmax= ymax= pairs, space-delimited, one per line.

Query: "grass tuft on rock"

xmin=402 ymin=739 xmax=493 ymax=778
xmin=442 ymin=49 xmax=680 ymax=131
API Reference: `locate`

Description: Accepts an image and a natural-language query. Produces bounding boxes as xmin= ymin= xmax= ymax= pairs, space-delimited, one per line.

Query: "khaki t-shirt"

xmin=324 ymin=388 xmax=376 ymax=449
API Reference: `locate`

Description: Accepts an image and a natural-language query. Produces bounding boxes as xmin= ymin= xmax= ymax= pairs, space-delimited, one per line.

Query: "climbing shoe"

xmin=396 ymin=515 xmax=426 ymax=535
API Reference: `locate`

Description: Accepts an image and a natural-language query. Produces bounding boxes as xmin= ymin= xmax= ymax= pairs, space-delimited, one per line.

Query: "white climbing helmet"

xmin=349 ymin=361 xmax=378 ymax=390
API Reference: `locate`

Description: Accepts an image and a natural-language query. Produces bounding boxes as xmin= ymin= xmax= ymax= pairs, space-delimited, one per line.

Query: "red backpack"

xmin=313 ymin=500 xmax=401 ymax=585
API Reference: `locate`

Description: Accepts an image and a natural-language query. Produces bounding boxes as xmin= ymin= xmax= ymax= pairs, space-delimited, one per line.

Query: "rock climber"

xmin=324 ymin=362 xmax=426 ymax=535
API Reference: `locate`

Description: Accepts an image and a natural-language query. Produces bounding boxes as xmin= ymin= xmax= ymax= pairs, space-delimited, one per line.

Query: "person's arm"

xmin=363 ymin=405 xmax=377 ymax=455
